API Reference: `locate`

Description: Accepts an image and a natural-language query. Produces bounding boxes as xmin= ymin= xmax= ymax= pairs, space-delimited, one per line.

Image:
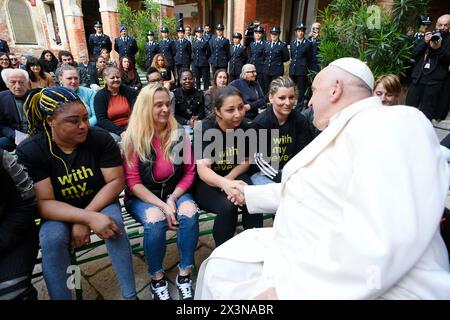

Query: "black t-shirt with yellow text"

xmin=197 ymin=118 xmax=253 ymax=177
xmin=17 ymin=127 xmax=122 ymax=209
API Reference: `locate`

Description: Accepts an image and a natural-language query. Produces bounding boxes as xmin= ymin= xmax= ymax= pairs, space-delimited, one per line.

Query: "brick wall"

xmin=256 ymin=0 xmax=282 ymax=33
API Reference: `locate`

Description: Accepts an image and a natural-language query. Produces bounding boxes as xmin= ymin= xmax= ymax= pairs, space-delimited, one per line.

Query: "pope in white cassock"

xmin=195 ymin=57 xmax=450 ymax=299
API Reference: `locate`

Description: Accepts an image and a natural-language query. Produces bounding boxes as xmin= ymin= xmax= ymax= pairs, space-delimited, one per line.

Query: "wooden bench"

xmin=32 ymin=202 xmax=271 ymax=299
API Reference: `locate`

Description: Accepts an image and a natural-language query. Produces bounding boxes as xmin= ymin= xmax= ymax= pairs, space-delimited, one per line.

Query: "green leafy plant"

xmin=317 ymin=0 xmax=429 ymax=79
xmin=118 ymin=0 xmax=176 ymax=69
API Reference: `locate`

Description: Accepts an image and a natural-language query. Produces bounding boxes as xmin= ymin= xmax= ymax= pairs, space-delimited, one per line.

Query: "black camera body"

xmin=430 ymin=30 xmax=442 ymax=42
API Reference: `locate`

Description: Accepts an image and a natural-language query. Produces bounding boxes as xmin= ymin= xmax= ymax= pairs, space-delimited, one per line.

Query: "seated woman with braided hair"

xmin=16 ymin=87 xmax=137 ymax=300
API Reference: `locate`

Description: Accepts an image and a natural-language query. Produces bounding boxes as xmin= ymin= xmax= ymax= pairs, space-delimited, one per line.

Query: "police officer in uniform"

xmin=249 ymin=26 xmax=266 ymax=94
xmin=88 ymin=21 xmax=112 ymax=62
xmin=229 ymin=32 xmax=247 ymax=81
xmin=192 ymin=27 xmax=211 ymax=90
xmin=159 ymin=26 xmax=176 ymax=83
xmin=289 ymin=23 xmax=312 ymax=105
xmin=114 ymin=26 xmax=138 ymax=62
xmin=208 ymin=23 xmax=231 ymax=75
xmin=0 ymin=38 xmax=9 ymax=53
xmin=262 ymin=26 xmax=289 ymax=94
xmin=175 ymin=25 xmax=192 ymax=85
xmin=145 ymin=31 xmax=159 ymax=70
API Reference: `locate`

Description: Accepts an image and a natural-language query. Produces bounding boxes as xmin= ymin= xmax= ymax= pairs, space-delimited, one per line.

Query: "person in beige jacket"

xmin=195 ymin=58 xmax=450 ymax=300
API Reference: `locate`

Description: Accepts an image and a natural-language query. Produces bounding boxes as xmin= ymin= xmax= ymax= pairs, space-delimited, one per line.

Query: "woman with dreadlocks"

xmin=16 ymin=87 xmax=137 ymax=300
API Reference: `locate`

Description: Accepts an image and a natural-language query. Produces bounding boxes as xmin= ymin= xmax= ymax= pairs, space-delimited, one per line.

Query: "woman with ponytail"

xmin=16 ymin=87 xmax=137 ymax=300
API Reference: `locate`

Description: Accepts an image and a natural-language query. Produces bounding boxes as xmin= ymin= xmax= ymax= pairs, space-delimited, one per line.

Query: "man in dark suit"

xmin=208 ymin=23 xmax=231 ymax=74
xmin=262 ymin=26 xmax=289 ymax=94
xmin=203 ymin=24 xmax=213 ymax=42
xmin=0 ymin=38 xmax=9 ymax=54
xmin=145 ymin=31 xmax=159 ymax=70
xmin=174 ymin=26 xmax=192 ymax=84
xmin=88 ymin=21 xmax=112 ymax=62
xmin=159 ymin=26 xmax=176 ymax=83
xmin=77 ymin=50 xmax=99 ymax=88
xmin=0 ymin=69 xmax=29 ymax=151
xmin=192 ymin=27 xmax=211 ymax=90
xmin=229 ymin=64 xmax=266 ymax=120
xmin=249 ymin=26 xmax=267 ymax=94
xmin=229 ymin=32 xmax=247 ymax=81
xmin=289 ymin=23 xmax=312 ymax=105
xmin=114 ymin=26 xmax=138 ymax=62
xmin=406 ymin=14 xmax=450 ymax=121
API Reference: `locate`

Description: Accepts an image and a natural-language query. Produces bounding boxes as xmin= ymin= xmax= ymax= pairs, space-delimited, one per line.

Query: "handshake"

xmin=223 ymin=179 xmax=247 ymax=207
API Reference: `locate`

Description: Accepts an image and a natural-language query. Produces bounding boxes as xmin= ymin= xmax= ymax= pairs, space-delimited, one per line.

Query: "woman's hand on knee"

xmin=71 ymin=223 xmax=91 ymax=249
xmin=87 ymin=212 xmax=122 ymax=240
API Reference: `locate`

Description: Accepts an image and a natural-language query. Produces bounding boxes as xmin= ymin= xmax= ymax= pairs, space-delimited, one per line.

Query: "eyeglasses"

xmin=0 ymin=58 xmax=9 ymax=61
xmin=245 ymin=70 xmax=257 ymax=74
xmin=148 ymin=78 xmax=163 ymax=83
xmin=10 ymin=58 xmax=18 ymax=61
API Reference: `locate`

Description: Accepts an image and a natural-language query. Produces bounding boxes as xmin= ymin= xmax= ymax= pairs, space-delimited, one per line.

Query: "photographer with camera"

xmin=308 ymin=22 xmax=321 ymax=72
xmin=244 ymin=20 xmax=266 ymax=48
xmin=405 ymin=14 xmax=450 ymax=121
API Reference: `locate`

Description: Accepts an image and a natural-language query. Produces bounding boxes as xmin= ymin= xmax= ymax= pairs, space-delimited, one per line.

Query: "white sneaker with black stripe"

xmin=176 ymin=274 xmax=194 ymax=300
xmin=150 ymin=278 xmax=171 ymax=300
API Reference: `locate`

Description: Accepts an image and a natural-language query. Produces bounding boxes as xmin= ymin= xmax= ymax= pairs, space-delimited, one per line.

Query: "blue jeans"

xmin=251 ymin=171 xmax=277 ymax=185
xmin=39 ymin=202 xmax=137 ymax=300
xmin=125 ymin=193 xmax=199 ymax=277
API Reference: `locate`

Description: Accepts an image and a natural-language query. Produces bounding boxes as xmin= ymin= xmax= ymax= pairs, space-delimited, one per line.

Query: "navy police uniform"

xmin=175 ymin=26 xmax=192 ymax=83
xmin=192 ymin=27 xmax=211 ymax=90
xmin=114 ymin=26 xmax=138 ymax=62
xmin=249 ymin=26 xmax=267 ymax=93
xmin=159 ymin=27 xmax=176 ymax=82
xmin=263 ymin=26 xmax=289 ymax=94
xmin=145 ymin=31 xmax=159 ymax=70
xmin=289 ymin=24 xmax=312 ymax=103
xmin=88 ymin=22 xmax=112 ymax=61
xmin=0 ymin=38 xmax=9 ymax=53
xmin=229 ymin=33 xmax=247 ymax=81
xmin=208 ymin=24 xmax=231 ymax=74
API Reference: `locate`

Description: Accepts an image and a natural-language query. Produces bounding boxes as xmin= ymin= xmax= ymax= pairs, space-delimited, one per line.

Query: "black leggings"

xmin=195 ymin=174 xmax=263 ymax=247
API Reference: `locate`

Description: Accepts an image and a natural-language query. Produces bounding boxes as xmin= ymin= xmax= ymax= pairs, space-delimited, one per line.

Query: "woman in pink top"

xmin=122 ymin=84 xmax=198 ymax=301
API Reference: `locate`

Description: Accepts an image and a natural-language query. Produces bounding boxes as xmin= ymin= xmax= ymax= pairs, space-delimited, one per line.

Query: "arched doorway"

xmin=82 ymin=0 xmax=101 ymax=52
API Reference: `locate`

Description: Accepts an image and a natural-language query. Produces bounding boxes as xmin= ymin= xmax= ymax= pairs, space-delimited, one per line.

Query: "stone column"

xmin=99 ymin=0 xmax=119 ymax=63
xmin=61 ymin=0 xmax=87 ymax=60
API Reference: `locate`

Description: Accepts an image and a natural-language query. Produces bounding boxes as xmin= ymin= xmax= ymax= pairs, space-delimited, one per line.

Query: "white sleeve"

xmin=273 ymin=110 xmax=449 ymax=299
xmin=244 ymin=183 xmax=282 ymax=213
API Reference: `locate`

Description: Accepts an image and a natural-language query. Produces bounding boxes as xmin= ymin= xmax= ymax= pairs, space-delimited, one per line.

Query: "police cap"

xmin=177 ymin=26 xmax=185 ymax=33
xmin=254 ymin=26 xmax=264 ymax=33
xmin=232 ymin=32 xmax=242 ymax=39
xmin=270 ymin=26 xmax=281 ymax=34
xmin=160 ymin=26 xmax=169 ymax=33
xmin=195 ymin=26 xmax=203 ymax=33
xmin=94 ymin=21 xmax=102 ymax=28
xmin=216 ymin=23 xmax=225 ymax=30
xmin=147 ymin=31 xmax=155 ymax=36
xmin=295 ymin=23 xmax=306 ymax=31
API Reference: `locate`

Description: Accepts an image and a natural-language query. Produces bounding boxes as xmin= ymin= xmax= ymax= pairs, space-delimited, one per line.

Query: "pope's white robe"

xmin=195 ymin=97 xmax=450 ymax=299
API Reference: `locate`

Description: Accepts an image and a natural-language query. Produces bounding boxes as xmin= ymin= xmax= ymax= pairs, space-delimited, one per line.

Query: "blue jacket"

xmin=289 ymin=39 xmax=312 ymax=76
xmin=263 ymin=40 xmax=289 ymax=76
xmin=249 ymin=40 xmax=266 ymax=72
xmin=0 ymin=91 xmax=28 ymax=142
xmin=114 ymin=36 xmax=138 ymax=61
xmin=208 ymin=36 xmax=231 ymax=68
xmin=159 ymin=38 xmax=176 ymax=68
xmin=174 ymin=39 xmax=192 ymax=66
xmin=229 ymin=78 xmax=265 ymax=119
xmin=229 ymin=44 xmax=247 ymax=76
xmin=76 ymin=86 xmax=97 ymax=126
xmin=192 ymin=38 xmax=211 ymax=67
xmin=88 ymin=33 xmax=112 ymax=59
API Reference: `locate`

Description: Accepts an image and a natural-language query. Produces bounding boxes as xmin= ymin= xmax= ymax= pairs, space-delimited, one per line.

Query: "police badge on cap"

xmin=195 ymin=26 xmax=203 ymax=33
xmin=216 ymin=23 xmax=225 ymax=30
xmin=160 ymin=26 xmax=169 ymax=33
xmin=270 ymin=26 xmax=281 ymax=34
xmin=233 ymin=32 xmax=242 ymax=39
xmin=94 ymin=21 xmax=102 ymax=28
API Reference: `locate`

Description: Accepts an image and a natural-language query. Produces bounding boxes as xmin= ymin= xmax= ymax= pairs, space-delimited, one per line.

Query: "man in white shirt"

xmin=195 ymin=57 xmax=450 ymax=299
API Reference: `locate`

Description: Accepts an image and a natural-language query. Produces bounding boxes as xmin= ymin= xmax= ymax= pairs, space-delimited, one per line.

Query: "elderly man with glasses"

xmin=229 ymin=64 xmax=266 ymax=119
xmin=146 ymin=67 xmax=176 ymax=113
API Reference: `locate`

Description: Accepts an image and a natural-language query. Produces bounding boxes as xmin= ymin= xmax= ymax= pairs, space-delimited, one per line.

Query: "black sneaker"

xmin=150 ymin=278 xmax=171 ymax=300
xmin=176 ymin=274 xmax=194 ymax=300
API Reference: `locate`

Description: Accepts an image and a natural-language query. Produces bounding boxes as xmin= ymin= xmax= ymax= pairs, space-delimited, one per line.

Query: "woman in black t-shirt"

xmin=252 ymin=76 xmax=313 ymax=184
xmin=194 ymin=86 xmax=263 ymax=247
xmin=16 ymin=87 xmax=137 ymax=300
